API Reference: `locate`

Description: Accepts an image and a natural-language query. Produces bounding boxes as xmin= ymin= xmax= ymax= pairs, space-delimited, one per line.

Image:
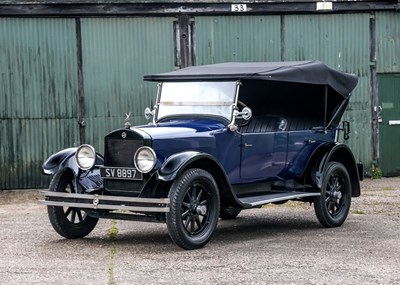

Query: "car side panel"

xmin=240 ymin=132 xmax=287 ymax=181
xmin=285 ymin=130 xmax=335 ymax=179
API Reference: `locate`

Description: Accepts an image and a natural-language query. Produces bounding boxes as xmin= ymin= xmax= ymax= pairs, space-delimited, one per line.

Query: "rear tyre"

xmin=166 ymin=168 xmax=220 ymax=250
xmin=47 ymin=169 xmax=98 ymax=238
xmin=220 ymin=206 xmax=242 ymax=220
xmin=314 ymin=162 xmax=352 ymax=227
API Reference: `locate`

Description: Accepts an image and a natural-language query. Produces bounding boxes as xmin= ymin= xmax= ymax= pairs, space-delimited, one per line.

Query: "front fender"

xmin=42 ymin=148 xmax=79 ymax=175
xmin=42 ymin=147 xmax=104 ymax=176
xmin=42 ymin=148 xmax=104 ymax=193
xmin=157 ymin=151 xmax=208 ymax=181
xmin=157 ymin=151 xmax=242 ymax=207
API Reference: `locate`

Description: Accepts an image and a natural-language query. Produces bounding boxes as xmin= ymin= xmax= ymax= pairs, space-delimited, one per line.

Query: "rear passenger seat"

xmin=239 ymin=115 xmax=322 ymax=133
xmin=285 ymin=117 xmax=323 ymax=131
xmin=238 ymin=116 xmax=282 ymax=133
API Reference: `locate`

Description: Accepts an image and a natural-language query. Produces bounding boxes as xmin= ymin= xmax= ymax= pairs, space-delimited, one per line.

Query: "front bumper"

xmin=39 ymin=191 xmax=170 ymax=213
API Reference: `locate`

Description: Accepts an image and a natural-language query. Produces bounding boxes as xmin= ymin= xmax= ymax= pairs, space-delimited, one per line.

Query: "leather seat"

xmin=239 ymin=116 xmax=281 ymax=133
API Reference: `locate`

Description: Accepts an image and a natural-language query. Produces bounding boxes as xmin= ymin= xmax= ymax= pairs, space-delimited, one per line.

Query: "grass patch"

xmin=109 ymin=219 xmax=119 ymax=240
xmin=352 ymin=209 xmax=367 ymax=215
xmin=382 ymin=186 xmax=396 ymax=191
xmin=371 ymin=167 xmax=383 ymax=179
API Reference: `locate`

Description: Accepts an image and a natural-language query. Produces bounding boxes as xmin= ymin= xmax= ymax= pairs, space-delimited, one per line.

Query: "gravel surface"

xmin=1 ymin=178 xmax=399 ymax=285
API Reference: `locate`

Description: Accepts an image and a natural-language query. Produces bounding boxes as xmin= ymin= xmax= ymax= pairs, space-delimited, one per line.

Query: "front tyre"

xmin=166 ymin=168 xmax=220 ymax=250
xmin=314 ymin=162 xmax=352 ymax=228
xmin=47 ymin=169 xmax=99 ymax=238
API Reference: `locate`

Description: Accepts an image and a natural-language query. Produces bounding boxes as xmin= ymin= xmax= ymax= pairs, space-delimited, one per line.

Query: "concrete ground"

xmin=1 ymin=177 xmax=399 ymax=285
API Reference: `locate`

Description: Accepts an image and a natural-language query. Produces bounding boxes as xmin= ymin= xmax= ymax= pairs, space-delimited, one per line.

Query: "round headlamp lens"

xmin=134 ymin=147 xmax=156 ymax=173
xmin=76 ymin=144 xmax=96 ymax=170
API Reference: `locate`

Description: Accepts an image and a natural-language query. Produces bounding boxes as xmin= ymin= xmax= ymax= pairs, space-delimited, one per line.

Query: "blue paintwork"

xmin=44 ymin=117 xmax=344 ymax=192
xmin=240 ymin=132 xmax=287 ymax=183
xmin=157 ymin=151 xmax=227 ymax=182
xmin=135 ymin=118 xmax=332 ymax=185
xmin=137 ymin=118 xmax=242 ymax=184
xmin=285 ymin=130 xmax=336 ymax=178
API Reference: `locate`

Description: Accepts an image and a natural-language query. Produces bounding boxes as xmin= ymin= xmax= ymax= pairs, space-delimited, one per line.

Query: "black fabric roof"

xmin=144 ymin=61 xmax=358 ymax=98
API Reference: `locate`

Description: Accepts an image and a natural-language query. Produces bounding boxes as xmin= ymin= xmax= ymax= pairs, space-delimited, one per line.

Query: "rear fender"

xmin=311 ymin=143 xmax=361 ymax=197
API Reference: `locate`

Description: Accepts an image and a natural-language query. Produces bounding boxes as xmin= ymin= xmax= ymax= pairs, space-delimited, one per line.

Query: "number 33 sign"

xmin=231 ymin=4 xmax=247 ymax=12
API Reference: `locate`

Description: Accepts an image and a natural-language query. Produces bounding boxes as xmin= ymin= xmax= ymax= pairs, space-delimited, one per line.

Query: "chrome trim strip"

xmin=40 ymin=191 xmax=170 ymax=213
xmin=41 ymin=191 xmax=169 ymax=204
xmin=39 ymin=200 xmax=169 ymax=213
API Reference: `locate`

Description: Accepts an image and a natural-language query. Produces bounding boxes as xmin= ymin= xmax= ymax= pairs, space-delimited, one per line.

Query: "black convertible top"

xmin=144 ymin=61 xmax=358 ymax=98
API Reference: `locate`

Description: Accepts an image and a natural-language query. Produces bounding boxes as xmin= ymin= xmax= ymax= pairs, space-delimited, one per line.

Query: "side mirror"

xmin=144 ymin=107 xmax=154 ymax=120
xmin=343 ymin=121 xmax=350 ymax=140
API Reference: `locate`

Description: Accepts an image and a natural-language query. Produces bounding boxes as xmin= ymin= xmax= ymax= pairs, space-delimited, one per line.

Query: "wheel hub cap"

xmin=196 ymin=205 xmax=207 ymax=215
xmin=333 ymin=191 xmax=342 ymax=199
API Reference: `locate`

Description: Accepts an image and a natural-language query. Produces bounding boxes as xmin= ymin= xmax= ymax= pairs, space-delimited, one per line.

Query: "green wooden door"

xmin=378 ymin=74 xmax=400 ymax=176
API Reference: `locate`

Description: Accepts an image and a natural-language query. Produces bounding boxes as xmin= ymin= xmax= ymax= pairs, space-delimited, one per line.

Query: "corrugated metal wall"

xmin=0 ymin=16 xmax=175 ymax=189
xmin=81 ymin=17 xmax=175 ymax=153
xmin=1 ymin=11 xmax=400 ymax=188
xmin=0 ymin=18 xmax=79 ymax=189
xmin=284 ymin=14 xmax=371 ymax=165
xmin=376 ymin=12 xmax=400 ymax=73
xmin=195 ymin=16 xmax=281 ymax=64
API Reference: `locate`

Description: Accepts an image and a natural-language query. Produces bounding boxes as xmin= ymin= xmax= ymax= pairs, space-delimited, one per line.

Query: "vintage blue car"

xmin=41 ymin=61 xmax=362 ymax=250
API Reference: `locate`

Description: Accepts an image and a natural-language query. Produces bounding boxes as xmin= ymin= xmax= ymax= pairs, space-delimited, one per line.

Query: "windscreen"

xmin=156 ymin=81 xmax=237 ymax=121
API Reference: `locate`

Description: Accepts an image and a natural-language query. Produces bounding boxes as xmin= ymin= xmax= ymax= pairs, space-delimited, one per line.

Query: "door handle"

xmin=377 ymin=105 xmax=383 ymax=123
xmin=377 ymin=105 xmax=382 ymax=115
xmin=244 ymin=143 xmax=253 ymax=148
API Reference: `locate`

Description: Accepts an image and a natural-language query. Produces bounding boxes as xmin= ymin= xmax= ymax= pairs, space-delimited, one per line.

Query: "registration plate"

xmin=100 ymin=167 xmax=143 ymax=180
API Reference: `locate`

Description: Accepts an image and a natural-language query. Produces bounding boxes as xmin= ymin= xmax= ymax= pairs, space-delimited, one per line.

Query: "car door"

xmin=240 ymin=131 xmax=288 ymax=181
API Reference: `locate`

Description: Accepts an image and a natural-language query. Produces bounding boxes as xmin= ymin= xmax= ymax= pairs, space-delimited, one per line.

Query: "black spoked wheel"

xmin=314 ymin=162 xmax=352 ymax=228
xmin=166 ymin=168 xmax=220 ymax=250
xmin=47 ymin=169 xmax=98 ymax=238
xmin=220 ymin=206 xmax=242 ymax=220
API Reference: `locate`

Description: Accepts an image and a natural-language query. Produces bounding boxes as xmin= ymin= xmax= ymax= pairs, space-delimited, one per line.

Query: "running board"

xmin=238 ymin=191 xmax=320 ymax=208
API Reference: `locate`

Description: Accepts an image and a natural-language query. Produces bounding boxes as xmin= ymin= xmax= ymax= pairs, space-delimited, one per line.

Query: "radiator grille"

xmin=105 ymin=138 xmax=143 ymax=167
xmin=104 ymin=137 xmax=145 ymax=196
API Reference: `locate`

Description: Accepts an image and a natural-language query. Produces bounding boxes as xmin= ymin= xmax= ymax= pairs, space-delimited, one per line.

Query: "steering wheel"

xmin=237 ymin=100 xmax=248 ymax=110
xmin=235 ymin=101 xmax=251 ymax=127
